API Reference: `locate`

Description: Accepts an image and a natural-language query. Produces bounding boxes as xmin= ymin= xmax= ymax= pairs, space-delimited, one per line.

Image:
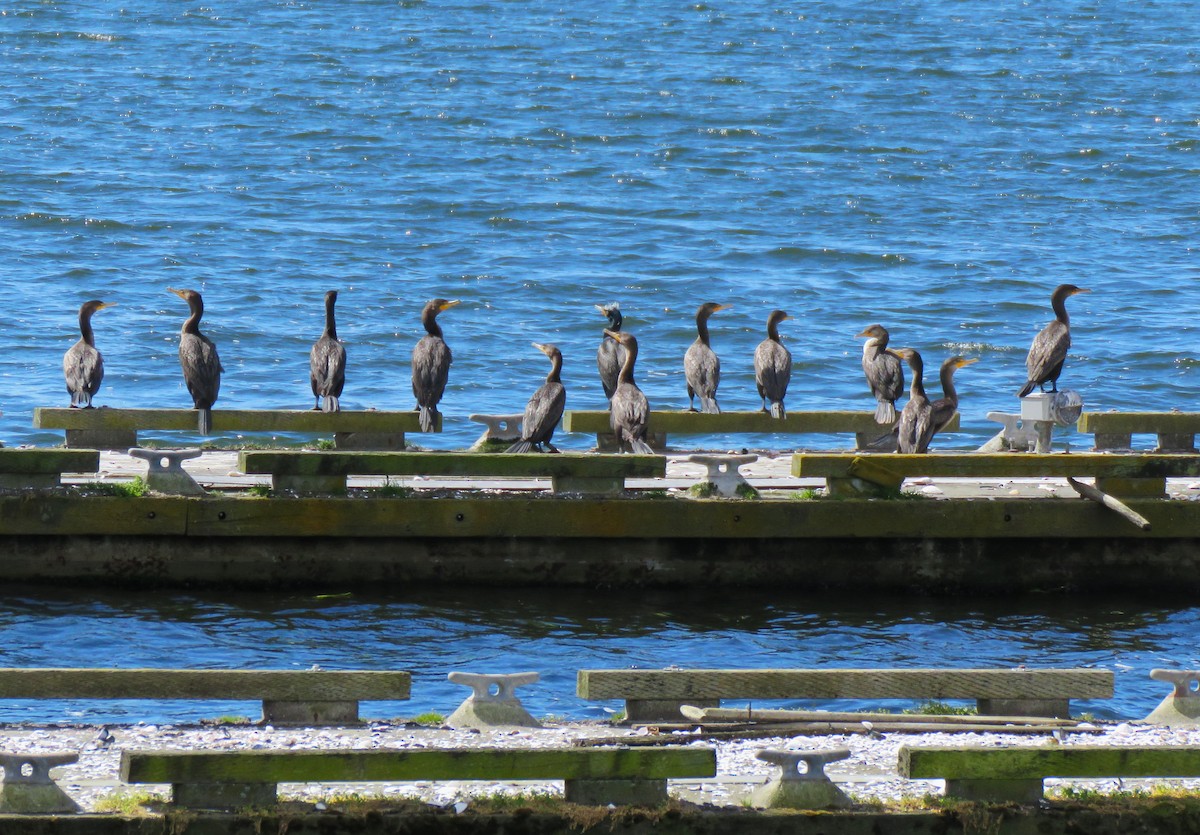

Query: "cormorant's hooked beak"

xmin=168 ymin=287 xmax=186 ymax=300
xmin=713 ymin=304 xmax=731 ymax=312
xmin=97 ymin=302 xmax=116 ymax=310
xmin=855 ymin=328 xmax=874 ymax=339
xmin=958 ymin=357 xmax=980 ymax=368
xmin=1072 ymin=288 xmax=1092 ymax=295
xmin=439 ymin=299 xmax=461 ymax=312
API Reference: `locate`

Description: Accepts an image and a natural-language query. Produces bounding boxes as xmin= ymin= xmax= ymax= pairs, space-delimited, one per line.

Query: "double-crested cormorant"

xmin=754 ymin=309 xmax=792 ymax=419
xmin=1017 ymin=283 xmax=1090 ymax=397
xmin=412 ymin=298 xmax=459 ymax=432
xmin=684 ymin=302 xmax=728 ymax=413
xmin=169 ymin=287 xmax=223 ymax=434
xmin=858 ymin=324 xmax=904 ymax=424
xmin=605 ymin=329 xmax=655 ymax=454
xmin=929 ymin=355 xmax=978 ymax=438
xmin=63 ymin=299 xmax=115 ymax=408
xmin=595 ymin=302 xmax=626 ymax=403
xmin=892 ymin=347 xmax=934 ymax=454
xmin=507 ymin=343 xmax=566 ymax=454
xmin=310 ymin=290 xmax=347 ymax=412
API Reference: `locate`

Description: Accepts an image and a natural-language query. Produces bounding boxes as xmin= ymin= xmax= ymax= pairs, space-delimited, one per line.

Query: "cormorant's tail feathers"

xmin=1017 ymin=380 xmax=1036 ymax=398
xmin=418 ymin=405 xmax=438 ymax=433
xmin=701 ymin=396 xmax=720 ymax=414
xmin=506 ymin=440 xmax=534 ymax=454
xmin=198 ymin=408 xmax=212 ymax=435
xmin=630 ymin=439 xmax=655 ymax=455
xmin=874 ymin=400 xmax=896 ymax=424
xmin=322 ymin=396 xmax=340 ymax=413
xmin=770 ymin=401 xmax=785 ymax=420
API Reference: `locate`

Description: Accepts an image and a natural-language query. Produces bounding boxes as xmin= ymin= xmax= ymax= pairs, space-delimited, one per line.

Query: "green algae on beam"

xmin=121 ymin=746 xmax=716 ymax=783
xmin=0 ymin=669 xmax=411 ymax=701
xmin=237 ymin=451 xmax=666 ymax=478
xmin=0 ymin=448 xmax=100 ymax=474
xmin=901 ymin=745 xmax=1200 ymax=780
xmin=577 ymin=669 xmax=1113 ymax=702
xmin=34 ymin=407 xmax=435 ymax=433
xmin=1079 ymin=412 xmax=1200 ymax=434
xmin=792 ymin=453 xmax=1200 ymax=479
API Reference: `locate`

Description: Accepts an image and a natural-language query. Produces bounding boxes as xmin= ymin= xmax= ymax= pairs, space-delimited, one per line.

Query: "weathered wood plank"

xmin=175 ymin=494 xmax=1185 ymax=540
xmin=900 ymin=745 xmax=1200 ymax=780
xmin=563 ymin=410 xmax=958 ymax=434
xmin=0 ymin=449 xmax=100 ymax=474
xmin=1078 ymin=412 xmax=1200 ymax=434
xmin=0 ymin=669 xmax=411 ymax=700
xmin=238 ymin=451 xmax=665 ymax=478
xmin=576 ymin=669 xmax=1113 ymax=701
xmin=34 ymin=408 xmax=433 ymax=433
xmin=0 ymin=492 xmax=1182 ymax=541
xmin=0 ymin=496 xmax=190 ymax=535
xmin=121 ymin=746 xmax=715 ymax=783
xmin=792 ymin=453 xmax=1200 ymax=479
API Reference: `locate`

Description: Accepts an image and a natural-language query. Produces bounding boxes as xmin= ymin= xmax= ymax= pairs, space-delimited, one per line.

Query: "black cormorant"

xmin=754 ymin=309 xmax=792 ymax=419
xmin=507 ymin=343 xmax=566 ymax=454
xmin=684 ymin=302 xmax=728 ymax=413
xmin=857 ymin=324 xmax=904 ymax=424
xmin=169 ymin=287 xmax=223 ymax=434
xmin=929 ymin=355 xmax=978 ymax=438
xmin=63 ymin=299 xmax=114 ymax=408
xmin=1017 ymin=284 xmax=1090 ymax=397
xmin=605 ymin=329 xmax=654 ymax=454
xmin=893 ymin=347 xmax=934 ymax=454
xmin=310 ymin=289 xmax=347 ymax=412
xmin=412 ymin=298 xmax=459 ymax=432
xmin=595 ymin=302 xmax=626 ymax=403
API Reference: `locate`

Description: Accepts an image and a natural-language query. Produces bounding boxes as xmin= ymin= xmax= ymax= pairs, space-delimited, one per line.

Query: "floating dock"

xmin=3 ymin=450 xmax=1200 ymax=594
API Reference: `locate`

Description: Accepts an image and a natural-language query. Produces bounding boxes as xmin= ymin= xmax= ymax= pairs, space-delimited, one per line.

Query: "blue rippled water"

xmin=4 ymin=0 xmax=1199 ymax=450
xmin=3 ymin=1 xmax=1200 ymax=721
xmin=2 ymin=586 xmax=1196 ymax=723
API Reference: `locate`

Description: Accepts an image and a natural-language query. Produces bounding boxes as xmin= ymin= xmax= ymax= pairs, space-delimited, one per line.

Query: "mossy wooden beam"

xmin=34 ymin=407 xmax=433 ymax=433
xmin=576 ymin=669 xmax=1113 ymax=701
xmin=0 ymin=450 xmax=100 ymax=474
xmin=0 ymin=669 xmax=410 ymax=700
xmin=0 ymin=496 xmax=189 ymax=535
xmin=1 ymin=493 xmax=1189 ymax=539
xmin=0 ymin=449 xmax=100 ymax=487
xmin=1078 ymin=412 xmax=1200 ymax=434
xmin=121 ymin=746 xmax=715 ymax=783
xmin=238 ymin=451 xmax=664 ymax=478
xmin=563 ymin=410 xmax=958 ymax=434
xmin=793 ymin=453 xmax=1200 ymax=479
xmin=900 ymin=744 xmax=1200 ymax=780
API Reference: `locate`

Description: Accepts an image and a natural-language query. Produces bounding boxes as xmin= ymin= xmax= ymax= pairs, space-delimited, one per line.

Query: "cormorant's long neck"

xmin=79 ymin=308 xmax=96 ymax=347
xmin=940 ymin=364 xmax=959 ymax=407
xmin=1051 ymin=289 xmax=1071 ymax=326
xmin=695 ymin=312 xmax=711 ymax=346
xmin=183 ymin=299 xmax=203 ymax=336
xmin=422 ymin=310 xmax=443 ymax=338
xmin=324 ymin=294 xmax=338 ymax=340
xmin=617 ymin=342 xmax=638 ymax=384
xmin=546 ymin=353 xmax=563 ymax=384
xmin=910 ymin=356 xmax=926 ymax=400
xmin=767 ymin=319 xmax=781 ymax=342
